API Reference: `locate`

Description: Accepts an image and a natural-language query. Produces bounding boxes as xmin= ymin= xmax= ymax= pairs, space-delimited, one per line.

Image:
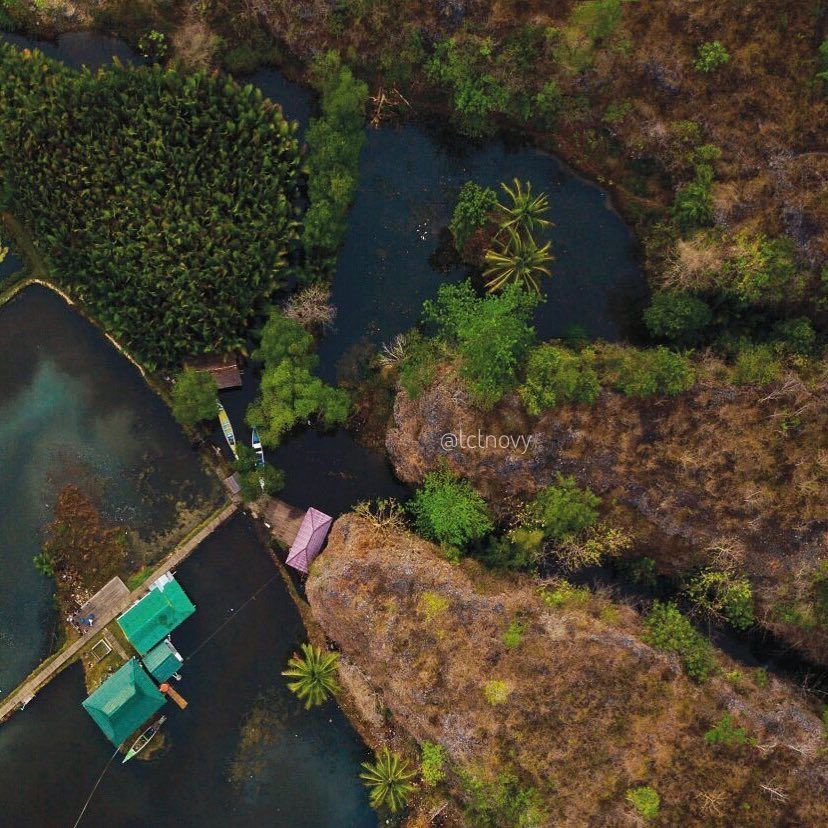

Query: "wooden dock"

xmin=0 ymin=502 xmax=238 ymax=723
xmin=256 ymin=497 xmax=305 ymax=548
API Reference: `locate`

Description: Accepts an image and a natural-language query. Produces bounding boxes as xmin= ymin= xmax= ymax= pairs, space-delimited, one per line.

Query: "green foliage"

xmin=626 ymin=786 xmax=660 ymax=820
xmin=771 ymin=317 xmax=816 ymax=356
xmin=424 ymin=280 xmax=538 ymax=408
xmin=0 ymin=45 xmax=301 ymax=368
xmin=484 ymin=226 xmax=553 ymax=295
xmin=555 ymin=0 xmax=625 ymax=73
xmin=704 ymin=713 xmax=752 ymax=746
xmin=33 ymin=550 xmax=55 ymax=577
xmin=418 ymin=591 xmax=450 ymax=623
xmin=605 ymin=345 xmax=695 ymax=397
xmin=685 ymin=569 xmax=755 ymax=630
xmin=521 ymin=475 xmax=600 ymax=544
xmin=420 ymin=741 xmax=447 ymax=787
xmin=672 ymin=163 xmax=715 ymax=234
xmin=731 ymin=343 xmax=782 ymax=386
xmin=483 ymin=679 xmax=511 ymax=705
xmin=247 ymin=311 xmax=349 ymax=445
xmin=460 ymin=769 xmax=546 ymax=827
xmin=360 ymin=748 xmax=417 ymax=813
xmin=137 ymin=30 xmax=167 ymax=61
xmin=540 ymin=580 xmax=591 ymax=609
xmin=694 ymin=41 xmax=730 ymax=73
xmin=498 ymin=178 xmax=551 ymax=233
xmin=519 ymin=344 xmax=600 ymax=414
xmin=503 ymin=617 xmax=527 ymax=649
xmin=409 ymin=470 xmax=493 ymax=549
xmin=817 ymin=39 xmax=828 ymax=88
xmin=724 ymin=233 xmax=800 ymax=303
xmin=450 ymin=181 xmax=498 ymax=251
xmin=643 ymin=601 xmax=715 ymax=681
xmin=171 ymin=370 xmax=218 ymax=427
xmin=303 ymin=52 xmax=368 ymax=269
xmin=232 ymin=445 xmax=285 ymax=502
xmin=427 ymin=38 xmax=509 ymax=137
xmin=643 ymin=291 xmax=713 ymax=344
xmin=397 ymin=331 xmax=441 ymax=400
xmin=282 ymin=643 xmax=340 ymax=709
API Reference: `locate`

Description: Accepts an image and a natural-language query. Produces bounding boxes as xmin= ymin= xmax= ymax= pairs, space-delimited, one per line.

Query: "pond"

xmin=0 ymin=286 xmax=221 ymax=694
xmin=0 ymin=514 xmax=374 ymax=826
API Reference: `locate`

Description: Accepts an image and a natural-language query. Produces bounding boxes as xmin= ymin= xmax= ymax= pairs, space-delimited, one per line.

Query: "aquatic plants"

xmin=360 ymin=747 xmax=417 ymax=813
xmin=170 ymin=370 xmax=219 ymax=427
xmin=0 ymin=44 xmax=301 ymax=368
xmin=282 ymin=643 xmax=340 ymax=709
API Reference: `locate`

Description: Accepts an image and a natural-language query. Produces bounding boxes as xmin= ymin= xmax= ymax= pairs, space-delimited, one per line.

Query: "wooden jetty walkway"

xmin=0 ymin=502 xmax=239 ymax=723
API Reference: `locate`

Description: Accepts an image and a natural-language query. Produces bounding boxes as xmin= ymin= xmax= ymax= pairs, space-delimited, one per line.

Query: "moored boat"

xmin=122 ymin=716 xmax=166 ymax=763
xmin=217 ymin=402 xmax=238 ymax=459
xmin=251 ymin=427 xmax=265 ymax=468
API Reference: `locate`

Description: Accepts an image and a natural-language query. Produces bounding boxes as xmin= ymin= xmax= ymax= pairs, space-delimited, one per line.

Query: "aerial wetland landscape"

xmin=0 ymin=2 xmax=827 ymax=827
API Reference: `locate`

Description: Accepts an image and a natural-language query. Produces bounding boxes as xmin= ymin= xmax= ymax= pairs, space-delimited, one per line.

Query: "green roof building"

xmin=82 ymin=660 xmax=166 ymax=747
xmin=118 ymin=573 xmax=195 ymax=655
xmin=143 ymin=638 xmax=184 ymax=683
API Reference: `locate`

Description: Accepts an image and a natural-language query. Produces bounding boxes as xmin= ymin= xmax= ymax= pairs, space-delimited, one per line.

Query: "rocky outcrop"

xmin=307 ymin=514 xmax=828 ymax=826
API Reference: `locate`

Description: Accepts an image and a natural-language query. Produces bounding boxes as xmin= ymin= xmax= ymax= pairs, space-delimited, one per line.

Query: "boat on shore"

xmin=217 ymin=402 xmax=238 ymax=459
xmin=251 ymin=427 xmax=265 ymax=468
xmin=122 ymin=716 xmax=166 ymax=763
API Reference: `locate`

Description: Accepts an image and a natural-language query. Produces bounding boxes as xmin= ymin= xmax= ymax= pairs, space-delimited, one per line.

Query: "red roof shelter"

xmin=285 ymin=508 xmax=333 ymax=573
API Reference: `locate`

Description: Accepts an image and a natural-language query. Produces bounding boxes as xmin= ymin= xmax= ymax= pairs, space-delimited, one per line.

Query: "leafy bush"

xmin=232 ymin=445 xmax=285 ymax=502
xmin=450 ymin=181 xmax=498 ymax=251
xmin=684 ymin=569 xmax=754 ymax=630
xmin=0 ymin=45 xmax=302 ymax=368
xmin=408 ymin=470 xmax=493 ymax=549
xmin=553 ymin=524 xmax=632 ymax=571
xmin=521 ymin=475 xmax=600 ymax=544
xmin=420 ymin=741 xmax=447 ymax=787
xmin=643 ymin=291 xmax=712 ymax=344
xmin=460 ymin=770 xmax=546 ymax=827
xmin=694 ymin=41 xmax=730 ymax=73
xmin=540 ymin=580 xmax=591 ymax=609
xmin=424 ymin=280 xmax=538 ymax=409
xmin=483 ymin=679 xmax=511 ymax=705
xmin=397 ymin=331 xmax=442 ymax=399
xmin=607 ymin=346 xmax=695 ymax=397
xmin=503 ymin=617 xmax=527 ymax=649
xmin=723 ymin=233 xmax=800 ymax=303
xmin=171 ymin=369 xmax=218 ymax=427
xmin=672 ymin=163 xmax=715 ymax=234
xmin=303 ymin=52 xmax=368 ymax=269
xmin=643 ymin=601 xmax=715 ymax=681
xmin=704 ymin=713 xmax=752 ymax=746
xmin=731 ymin=343 xmax=782 ymax=386
xmin=771 ymin=317 xmax=816 ymax=356
xmin=626 ymin=786 xmax=660 ymax=820
xmin=519 ymin=344 xmax=600 ymax=414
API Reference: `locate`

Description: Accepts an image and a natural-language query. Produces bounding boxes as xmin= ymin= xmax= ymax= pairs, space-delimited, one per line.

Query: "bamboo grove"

xmin=0 ymin=44 xmax=302 ymax=368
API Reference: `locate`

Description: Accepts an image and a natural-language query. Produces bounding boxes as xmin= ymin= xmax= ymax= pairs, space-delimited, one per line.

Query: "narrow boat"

xmin=217 ymin=402 xmax=238 ymax=459
xmin=251 ymin=427 xmax=265 ymax=468
xmin=122 ymin=716 xmax=166 ymax=763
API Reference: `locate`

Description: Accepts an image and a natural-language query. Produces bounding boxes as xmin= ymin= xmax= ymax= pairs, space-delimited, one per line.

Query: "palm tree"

xmin=483 ymin=226 xmax=553 ymax=294
xmin=360 ymin=747 xmax=417 ymax=813
xmin=498 ymin=178 xmax=551 ymax=232
xmin=282 ymin=643 xmax=340 ymax=709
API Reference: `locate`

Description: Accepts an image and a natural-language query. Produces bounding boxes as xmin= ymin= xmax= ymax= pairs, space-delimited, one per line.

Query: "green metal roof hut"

xmin=143 ymin=638 xmax=184 ymax=683
xmin=118 ymin=573 xmax=195 ymax=655
xmin=82 ymin=659 xmax=166 ymax=747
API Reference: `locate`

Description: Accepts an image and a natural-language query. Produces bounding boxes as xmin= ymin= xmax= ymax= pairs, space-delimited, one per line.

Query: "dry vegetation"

xmin=309 ymin=514 xmax=828 ymax=826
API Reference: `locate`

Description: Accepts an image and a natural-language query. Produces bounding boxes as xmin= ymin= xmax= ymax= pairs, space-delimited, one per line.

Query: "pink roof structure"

xmin=285 ymin=508 xmax=333 ymax=574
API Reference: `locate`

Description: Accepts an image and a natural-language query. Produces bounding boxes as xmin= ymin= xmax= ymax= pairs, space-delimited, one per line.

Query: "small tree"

xmin=450 ymin=181 xmax=498 ymax=251
xmin=171 ymin=369 xmax=218 ymax=426
xmin=643 ymin=291 xmax=712 ymax=344
xmin=409 ymin=470 xmax=493 ymax=550
xmin=704 ymin=713 xmax=752 ymax=746
xmin=360 ymin=748 xmax=417 ymax=813
xmin=694 ymin=41 xmax=730 ymax=73
xmin=643 ymin=601 xmax=715 ymax=681
xmin=282 ymin=643 xmax=340 ymax=709
xmin=521 ymin=475 xmax=601 ymax=544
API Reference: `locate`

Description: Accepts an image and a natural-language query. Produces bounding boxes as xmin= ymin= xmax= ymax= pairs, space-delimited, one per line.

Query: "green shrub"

xmin=483 ymin=679 xmax=511 ymax=705
xmin=409 ymin=470 xmax=493 ymax=549
xmin=521 ymin=475 xmax=600 ymax=543
xmin=704 ymin=713 xmax=752 ymax=746
xmin=450 ymin=181 xmax=498 ymax=251
xmin=540 ymin=580 xmax=591 ymax=609
xmin=771 ymin=317 xmax=816 ymax=356
xmin=424 ymin=280 xmax=538 ymax=409
xmin=723 ymin=233 xmax=800 ymax=303
xmin=171 ymin=369 xmax=218 ymax=427
xmin=626 ymin=786 xmax=660 ymax=820
xmin=232 ymin=445 xmax=285 ymax=502
xmin=732 ymin=343 xmax=782 ymax=386
xmin=643 ymin=601 xmax=715 ymax=681
xmin=460 ymin=770 xmax=546 ymax=827
xmin=397 ymin=331 xmax=441 ymax=399
xmin=684 ymin=569 xmax=754 ymax=630
xmin=643 ymin=291 xmax=712 ymax=344
xmin=519 ymin=344 xmax=600 ymax=414
xmin=503 ymin=617 xmax=527 ymax=649
xmin=420 ymin=741 xmax=447 ymax=787
xmin=672 ymin=163 xmax=715 ymax=234
xmin=694 ymin=41 xmax=730 ymax=73
xmin=611 ymin=346 xmax=695 ymax=397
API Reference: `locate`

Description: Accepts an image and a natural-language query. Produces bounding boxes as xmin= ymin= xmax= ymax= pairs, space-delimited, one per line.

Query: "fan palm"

xmin=483 ymin=226 xmax=553 ymax=294
xmin=360 ymin=748 xmax=417 ymax=813
xmin=282 ymin=643 xmax=340 ymax=709
xmin=498 ymin=178 xmax=551 ymax=232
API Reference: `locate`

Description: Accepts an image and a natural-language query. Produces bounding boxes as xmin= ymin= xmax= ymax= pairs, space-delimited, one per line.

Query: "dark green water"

xmin=0 ymin=286 xmax=220 ymax=694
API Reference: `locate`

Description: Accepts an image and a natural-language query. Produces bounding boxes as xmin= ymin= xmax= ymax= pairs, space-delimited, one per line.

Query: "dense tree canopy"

xmin=171 ymin=369 xmax=218 ymax=426
xmin=0 ymin=44 xmax=301 ymax=368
